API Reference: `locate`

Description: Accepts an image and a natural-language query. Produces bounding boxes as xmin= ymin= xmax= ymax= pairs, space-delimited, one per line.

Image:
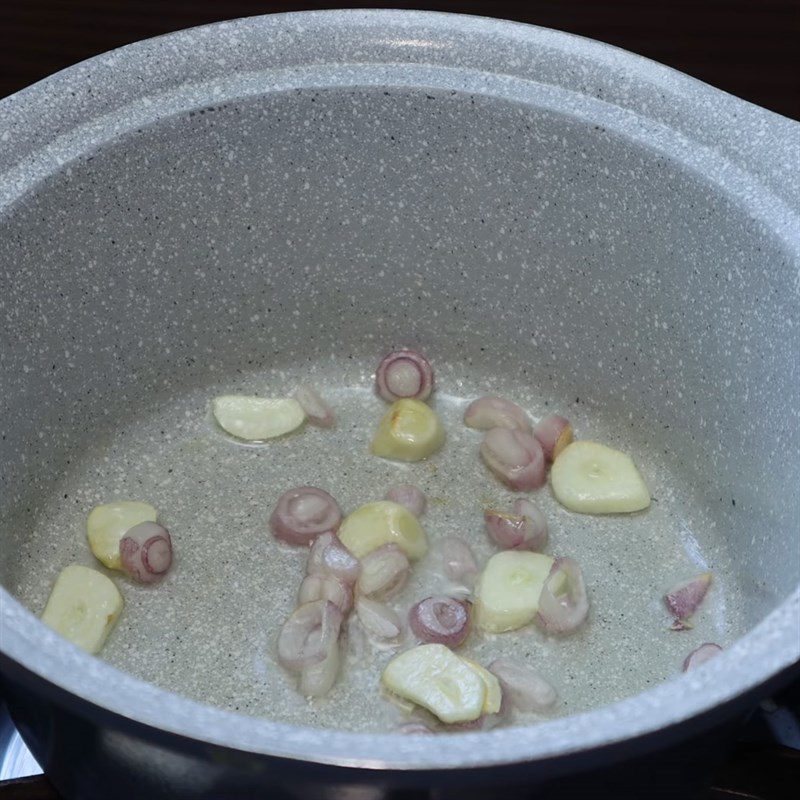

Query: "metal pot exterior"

xmin=5 ymin=654 xmax=797 ymax=800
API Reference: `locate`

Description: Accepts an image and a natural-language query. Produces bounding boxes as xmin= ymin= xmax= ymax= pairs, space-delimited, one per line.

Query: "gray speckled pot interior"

xmin=1 ymin=9 xmax=798 ymax=769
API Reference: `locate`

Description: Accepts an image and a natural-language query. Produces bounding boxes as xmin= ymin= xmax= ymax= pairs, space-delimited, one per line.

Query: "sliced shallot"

xmin=480 ymin=428 xmax=546 ymax=491
xmin=683 ymin=643 xmax=723 ymax=672
xmin=533 ymin=414 xmax=573 ymax=462
xmin=665 ymin=572 xmax=713 ymax=622
xmin=536 ymin=557 xmax=589 ymax=634
xmin=344 ymin=614 xmax=369 ymax=665
xmin=299 ymin=631 xmax=340 ymax=697
xmin=409 ymin=596 xmax=471 ymax=648
xmin=119 ymin=522 xmax=173 ymax=583
xmin=269 ymin=486 xmax=342 ymax=546
xmin=488 ymin=659 xmax=557 ymax=712
xmin=277 ymin=600 xmax=343 ymax=671
xmin=375 ymin=349 xmax=434 ymax=402
xmin=463 ymin=396 xmax=532 ymax=433
xmin=307 ymin=532 xmax=361 ymax=586
xmin=385 ymin=484 xmax=426 ymax=517
xmin=357 ymin=544 xmax=410 ymax=598
xmin=484 ymin=510 xmax=526 ymax=549
xmin=293 ymin=384 xmax=335 ymax=428
xmin=512 ymin=499 xmax=549 ymax=550
xmin=440 ymin=537 xmax=479 ymax=585
xmin=484 ymin=498 xmax=548 ymax=552
xmin=298 ymin=574 xmax=353 ymax=614
xmin=397 ymin=722 xmax=434 ymax=735
xmin=356 ymin=597 xmax=402 ymax=640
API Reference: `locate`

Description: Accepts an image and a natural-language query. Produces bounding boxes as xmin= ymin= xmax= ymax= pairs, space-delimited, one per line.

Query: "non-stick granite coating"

xmin=0 ymin=10 xmax=798 ymax=774
xmin=6 ymin=380 xmax=746 ymax=730
xmin=0 ymin=83 xmax=789 ymax=729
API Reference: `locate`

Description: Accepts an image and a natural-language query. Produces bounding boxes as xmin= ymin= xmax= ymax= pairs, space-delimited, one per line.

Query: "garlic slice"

xmin=212 ymin=396 xmax=305 ymax=441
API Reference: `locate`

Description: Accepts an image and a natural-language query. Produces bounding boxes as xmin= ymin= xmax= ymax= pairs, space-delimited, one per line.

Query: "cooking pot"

xmin=1 ymin=10 xmax=798 ymax=800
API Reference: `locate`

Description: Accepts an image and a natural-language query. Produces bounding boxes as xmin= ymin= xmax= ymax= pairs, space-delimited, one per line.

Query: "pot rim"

xmin=1 ymin=9 xmax=799 ymax=770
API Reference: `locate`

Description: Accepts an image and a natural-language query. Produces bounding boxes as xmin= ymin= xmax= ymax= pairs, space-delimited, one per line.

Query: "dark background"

xmin=0 ymin=0 xmax=798 ymax=119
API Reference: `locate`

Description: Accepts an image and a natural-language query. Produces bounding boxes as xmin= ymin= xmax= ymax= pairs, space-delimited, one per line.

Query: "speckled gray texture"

xmin=7 ymin=380 xmax=747 ymax=730
xmin=1 ymin=9 xmax=798 ymax=770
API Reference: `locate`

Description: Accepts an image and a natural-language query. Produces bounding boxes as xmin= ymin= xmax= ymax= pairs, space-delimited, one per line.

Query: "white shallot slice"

xmin=299 ymin=630 xmax=341 ymax=697
xmin=440 ymin=537 xmax=478 ymax=585
xmin=375 ymin=349 xmax=434 ymax=402
xmin=357 ymin=544 xmax=410 ymax=598
xmin=488 ymin=659 xmax=557 ymax=712
xmin=484 ymin=499 xmax=548 ymax=552
xmin=269 ymin=486 xmax=342 ymax=546
xmin=409 ymin=596 xmax=471 ymax=648
xmin=306 ymin=531 xmax=361 ymax=586
xmin=277 ymin=600 xmax=342 ymax=671
xmin=385 ymin=484 xmax=426 ymax=517
xmin=356 ymin=597 xmax=402 ymax=640
xmin=463 ymin=396 xmax=532 ymax=433
xmin=664 ymin=572 xmax=712 ymax=622
xmin=533 ymin=414 xmax=573 ymax=461
xmin=480 ymin=428 xmax=546 ymax=491
xmin=682 ymin=643 xmax=723 ymax=672
xmin=536 ymin=557 xmax=589 ymax=634
xmin=344 ymin=614 xmax=369 ymax=665
xmin=298 ymin=574 xmax=353 ymax=615
xmin=293 ymin=384 xmax=335 ymax=428
xmin=512 ymin=499 xmax=548 ymax=550
xmin=397 ymin=722 xmax=434 ymax=735
xmin=119 ymin=522 xmax=173 ymax=583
